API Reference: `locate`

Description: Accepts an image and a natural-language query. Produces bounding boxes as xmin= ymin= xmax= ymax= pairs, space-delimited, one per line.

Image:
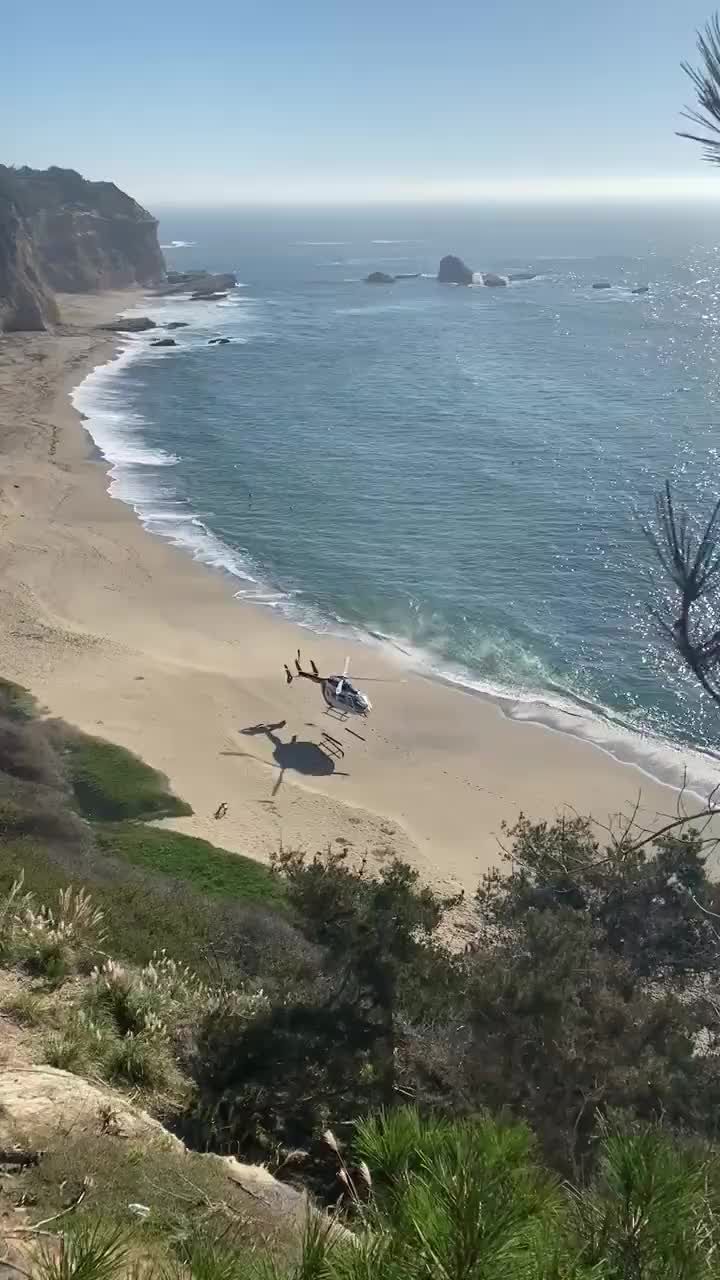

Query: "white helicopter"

xmin=284 ymin=650 xmax=372 ymax=718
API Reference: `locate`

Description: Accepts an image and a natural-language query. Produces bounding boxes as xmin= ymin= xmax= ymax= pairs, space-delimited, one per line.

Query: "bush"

xmin=15 ymin=884 xmax=105 ymax=980
xmin=44 ymin=1013 xmax=106 ymax=1074
xmin=0 ymin=776 xmax=88 ymax=845
xmin=0 ymin=676 xmax=36 ymax=721
xmin=37 ymin=1220 xmax=131 ymax=1280
xmin=105 ymin=1032 xmax=173 ymax=1090
xmin=1 ymin=988 xmax=44 ymax=1025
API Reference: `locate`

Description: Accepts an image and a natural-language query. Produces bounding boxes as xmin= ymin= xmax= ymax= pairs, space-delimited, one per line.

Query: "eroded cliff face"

xmin=0 ymin=165 xmax=165 ymax=332
xmin=19 ymin=168 xmax=165 ymax=291
xmin=0 ymin=172 xmax=60 ymax=333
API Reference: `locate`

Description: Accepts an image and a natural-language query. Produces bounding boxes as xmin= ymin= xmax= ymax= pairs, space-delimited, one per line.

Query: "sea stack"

xmin=438 ymin=255 xmax=474 ymax=285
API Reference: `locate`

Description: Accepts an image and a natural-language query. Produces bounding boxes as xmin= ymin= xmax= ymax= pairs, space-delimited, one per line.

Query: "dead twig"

xmin=9 ymin=1184 xmax=88 ymax=1234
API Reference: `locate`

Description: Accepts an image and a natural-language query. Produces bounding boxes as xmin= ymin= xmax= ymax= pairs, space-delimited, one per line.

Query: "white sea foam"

xmin=160 ymin=240 xmax=197 ymax=248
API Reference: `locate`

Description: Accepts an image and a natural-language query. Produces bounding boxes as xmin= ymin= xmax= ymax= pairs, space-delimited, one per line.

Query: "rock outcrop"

xmin=0 ymin=1066 xmax=336 ymax=1241
xmin=8 ymin=166 xmax=164 ymax=292
xmin=165 ymin=321 xmax=189 ymax=329
xmin=480 ymin=272 xmax=507 ymax=287
xmin=632 ymin=285 xmax=649 ymax=294
xmin=0 ymin=164 xmax=165 ymax=332
xmin=154 ymin=271 xmax=237 ymax=297
xmin=438 ymin=255 xmax=474 ymax=285
xmin=365 ymin=271 xmax=395 ymax=284
xmin=0 ymin=170 xmax=60 ymax=333
xmin=150 ymin=337 xmax=177 ymax=347
xmin=99 ymin=316 xmax=156 ymax=332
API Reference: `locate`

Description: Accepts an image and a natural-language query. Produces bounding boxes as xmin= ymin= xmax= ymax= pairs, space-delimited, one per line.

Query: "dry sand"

xmin=0 ymin=292 xmax=714 ymax=899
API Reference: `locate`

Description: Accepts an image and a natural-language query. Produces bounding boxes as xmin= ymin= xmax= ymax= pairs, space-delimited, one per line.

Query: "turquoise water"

xmin=74 ymin=203 xmax=720 ymax=769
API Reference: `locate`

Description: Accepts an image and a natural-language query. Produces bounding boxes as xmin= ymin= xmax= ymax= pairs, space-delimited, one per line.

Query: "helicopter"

xmin=284 ymin=650 xmax=372 ymax=718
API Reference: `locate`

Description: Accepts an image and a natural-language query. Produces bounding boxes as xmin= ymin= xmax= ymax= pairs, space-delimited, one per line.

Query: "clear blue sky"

xmin=3 ymin=0 xmax=720 ymax=205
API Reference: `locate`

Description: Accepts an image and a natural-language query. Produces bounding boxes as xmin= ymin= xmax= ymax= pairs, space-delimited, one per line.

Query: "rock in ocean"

xmin=438 ymin=255 xmax=474 ymax=285
xmin=99 ymin=316 xmax=156 ymax=332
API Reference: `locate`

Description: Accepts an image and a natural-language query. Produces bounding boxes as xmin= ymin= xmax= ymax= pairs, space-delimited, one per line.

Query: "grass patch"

xmin=0 ymin=837 xmax=227 ymax=974
xmin=62 ymin=732 xmax=192 ymax=823
xmin=1 ymin=989 xmax=44 ymax=1026
xmin=94 ymin=824 xmax=284 ymax=907
xmin=10 ymin=1131 xmax=299 ymax=1266
xmin=0 ymin=676 xmax=37 ymax=722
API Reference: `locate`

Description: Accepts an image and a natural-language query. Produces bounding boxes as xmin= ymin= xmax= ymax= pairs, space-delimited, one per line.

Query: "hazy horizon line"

xmin=142 ymin=173 xmax=720 ymax=209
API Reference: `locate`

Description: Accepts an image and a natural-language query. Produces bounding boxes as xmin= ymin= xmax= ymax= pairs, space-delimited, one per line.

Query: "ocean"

xmin=73 ymin=202 xmax=720 ymax=785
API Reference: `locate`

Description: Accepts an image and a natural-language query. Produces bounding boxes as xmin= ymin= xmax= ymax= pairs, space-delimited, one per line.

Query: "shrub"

xmin=15 ymin=884 xmax=106 ymax=979
xmin=105 ymin=1032 xmax=173 ymax=1090
xmin=1 ymin=987 xmax=44 ymax=1025
xmin=44 ymin=1012 xmax=107 ymax=1073
xmin=37 ymin=1220 xmax=131 ymax=1280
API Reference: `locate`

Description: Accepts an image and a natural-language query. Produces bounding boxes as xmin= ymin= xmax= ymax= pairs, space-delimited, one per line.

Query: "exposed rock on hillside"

xmin=7 ymin=166 xmax=164 ymax=292
xmin=0 ymin=164 xmax=165 ymax=332
xmin=0 ymin=171 xmax=60 ymax=333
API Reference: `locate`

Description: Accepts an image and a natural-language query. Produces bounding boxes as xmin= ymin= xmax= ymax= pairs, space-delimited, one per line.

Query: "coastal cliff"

xmin=0 ymin=165 xmax=165 ymax=332
xmin=0 ymin=170 xmax=59 ymax=332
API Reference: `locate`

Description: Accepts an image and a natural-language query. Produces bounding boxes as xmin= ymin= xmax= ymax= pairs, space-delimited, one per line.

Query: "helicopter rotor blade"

xmin=342 ymin=676 xmax=404 ymax=683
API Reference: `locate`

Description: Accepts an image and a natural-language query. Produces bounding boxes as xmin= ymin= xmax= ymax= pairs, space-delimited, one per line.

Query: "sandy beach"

xmin=0 ymin=291 xmax=714 ymax=899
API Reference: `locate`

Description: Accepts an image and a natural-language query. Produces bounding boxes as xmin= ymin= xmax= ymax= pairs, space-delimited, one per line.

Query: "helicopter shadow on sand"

xmin=221 ymin=720 xmax=349 ymax=797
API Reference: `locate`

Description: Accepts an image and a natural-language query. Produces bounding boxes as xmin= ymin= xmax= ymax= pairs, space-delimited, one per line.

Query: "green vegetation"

xmin=14 ymin=1112 xmax=720 ymax=1278
xmin=95 ymin=824 xmax=284 ymax=907
xmin=5 ymin=673 xmax=720 ymax=1275
xmin=0 ymin=682 xmax=285 ymax=977
xmin=61 ymin=731 xmax=191 ymax=822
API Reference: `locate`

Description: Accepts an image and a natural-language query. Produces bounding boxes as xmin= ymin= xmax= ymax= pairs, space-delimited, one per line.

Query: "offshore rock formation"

xmin=438 ymin=255 xmax=474 ymax=285
xmin=99 ymin=316 xmax=157 ymax=333
xmin=0 ymin=164 xmax=165 ymax=332
xmin=154 ymin=271 xmax=237 ymax=297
